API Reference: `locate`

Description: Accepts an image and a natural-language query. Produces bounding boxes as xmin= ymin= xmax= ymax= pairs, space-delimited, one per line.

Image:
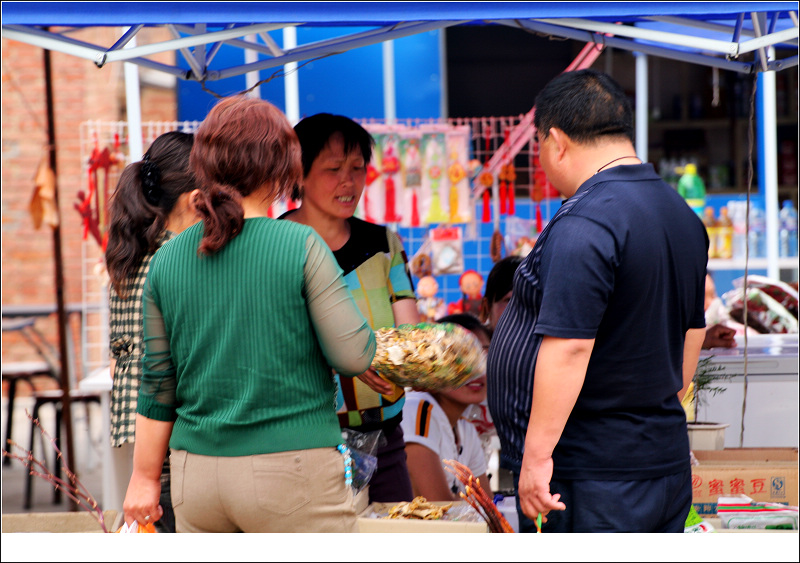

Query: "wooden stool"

xmin=2 ymin=360 xmax=57 ymax=466
xmin=25 ymin=389 xmax=101 ymax=509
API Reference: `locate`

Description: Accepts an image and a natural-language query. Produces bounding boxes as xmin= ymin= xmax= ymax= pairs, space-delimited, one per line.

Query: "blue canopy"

xmin=2 ymin=2 xmax=797 ymax=81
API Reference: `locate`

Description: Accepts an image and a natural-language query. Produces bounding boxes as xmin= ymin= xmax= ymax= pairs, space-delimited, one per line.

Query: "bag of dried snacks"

xmin=371 ymin=322 xmax=485 ymax=391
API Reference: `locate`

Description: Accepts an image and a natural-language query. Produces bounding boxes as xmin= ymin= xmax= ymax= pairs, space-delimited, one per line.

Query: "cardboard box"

xmin=358 ymin=501 xmax=488 ymax=533
xmin=691 ymin=448 xmax=799 ymax=516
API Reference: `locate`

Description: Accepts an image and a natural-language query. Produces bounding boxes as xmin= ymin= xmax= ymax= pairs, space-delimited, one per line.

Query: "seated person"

xmin=400 ymin=313 xmax=493 ymax=501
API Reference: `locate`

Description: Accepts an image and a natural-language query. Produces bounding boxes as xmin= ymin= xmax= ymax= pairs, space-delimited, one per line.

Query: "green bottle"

xmin=677 ymin=163 xmax=706 ymax=217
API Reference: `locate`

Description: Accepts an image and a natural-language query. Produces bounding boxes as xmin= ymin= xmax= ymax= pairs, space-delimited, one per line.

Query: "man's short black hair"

xmin=533 ymin=69 xmax=634 ymax=145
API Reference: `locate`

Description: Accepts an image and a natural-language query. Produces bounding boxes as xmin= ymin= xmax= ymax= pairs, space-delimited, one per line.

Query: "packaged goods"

xmin=723 ymin=283 xmax=798 ymax=334
xmin=371 ymin=322 xmax=485 ymax=391
xmin=717 ymin=494 xmax=798 ymax=530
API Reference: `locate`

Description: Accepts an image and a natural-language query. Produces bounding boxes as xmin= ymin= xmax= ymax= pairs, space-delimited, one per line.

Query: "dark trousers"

xmin=513 ymin=466 xmax=692 ymax=533
xmin=155 ymin=451 xmax=176 ymax=533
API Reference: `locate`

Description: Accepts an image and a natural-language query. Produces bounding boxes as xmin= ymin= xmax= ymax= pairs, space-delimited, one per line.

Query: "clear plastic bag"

xmin=342 ymin=428 xmax=384 ymax=495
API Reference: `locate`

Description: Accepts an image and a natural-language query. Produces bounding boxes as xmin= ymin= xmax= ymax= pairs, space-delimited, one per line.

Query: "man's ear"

xmin=548 ymin=128 xmax=569 ymax=161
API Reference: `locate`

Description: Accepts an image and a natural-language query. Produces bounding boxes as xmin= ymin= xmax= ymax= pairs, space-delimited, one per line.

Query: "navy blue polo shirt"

xmin=487 ymin=163 xmax=708 ymax=480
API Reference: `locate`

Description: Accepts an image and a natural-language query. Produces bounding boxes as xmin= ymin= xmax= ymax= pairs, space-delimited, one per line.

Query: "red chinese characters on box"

xmin=694 ymin=475 xmax=767 ymax=498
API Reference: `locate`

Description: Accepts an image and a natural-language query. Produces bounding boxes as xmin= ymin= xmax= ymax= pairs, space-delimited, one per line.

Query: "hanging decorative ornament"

xmin=447 ymin=148 xmax=467 ymax=223
xmin=498 ymin=129 xmax=509 ymax=215
xmin=479 ymin=171 xmax=493 ymax=224
xmin=364 ymin=163 xmax=380 ymax=223
xmin=500 ymin=161 xmax=517 ymax=216
xmin=424 ymin=135 xmax=448 ymax=224
xmin=531 ymin=144 xmax=546 ymax=233
xmin=30 ymin=154 xmax=59 ymax=229
xmin=382 ymin=138 xmax=403 ymax=223
xmin=403 ymin=137 xmax=422 ymax=227
xmin=481 ymin=124 xmax=493 ymax=223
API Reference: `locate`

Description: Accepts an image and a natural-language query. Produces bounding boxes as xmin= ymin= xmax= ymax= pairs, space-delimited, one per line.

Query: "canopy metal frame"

xmin=2 ymin=7 xmax=797 ymax=83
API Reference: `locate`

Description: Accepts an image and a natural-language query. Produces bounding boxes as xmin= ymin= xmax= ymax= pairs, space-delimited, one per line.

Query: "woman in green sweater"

xmin=122 ymin=96 xmax=376 ymax=533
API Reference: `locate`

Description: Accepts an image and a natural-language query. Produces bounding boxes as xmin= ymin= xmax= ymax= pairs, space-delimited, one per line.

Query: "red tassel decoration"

xmin=411 ymin=190 xmax=420 ymax=227
xmin=536 ymin=201 xmax=543 ymax=233
xmin=482 ymin=189 xmax=491 ymax=223
xmin=384 ymin=176 xmax=402 ymax=222
xmin=508 ymin=180 xmax=515 ymax=215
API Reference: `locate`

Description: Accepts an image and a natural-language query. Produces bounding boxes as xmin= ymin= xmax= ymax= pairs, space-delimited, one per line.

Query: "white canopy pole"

xmin=383 ymin=39 xmax=397 ymax=124
xmin=634 ymin=52 xmax=648 ymax=163
xmin=283 ymin=26 xmax=299 ymax=125
xmin=244 ymin=34 xmax=261 ymax=99
xmin=758 ymin=46 xmax=780 ymax=280
xmin=124 ymin=30 xmax=143 ymax=161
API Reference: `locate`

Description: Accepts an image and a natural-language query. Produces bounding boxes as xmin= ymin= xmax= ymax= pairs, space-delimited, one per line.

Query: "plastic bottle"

xmin=717 ymin=206 xmax=733 ymax=259
xmin=748 ymin=205 xmax=766 ymax=258
xmin=702 ymin=207 xmax=719 ymax=259
xmin=677 ymin=163 xmax=706 ymax=217
xmin=779 ymin=200 xmax=798 ymax=258
xmin=730 ymin=201 xmax=747 ymax=260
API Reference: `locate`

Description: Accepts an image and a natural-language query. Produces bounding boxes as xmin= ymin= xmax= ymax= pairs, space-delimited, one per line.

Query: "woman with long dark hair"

xmin=106 ymin=130 xmax=198 ymax=533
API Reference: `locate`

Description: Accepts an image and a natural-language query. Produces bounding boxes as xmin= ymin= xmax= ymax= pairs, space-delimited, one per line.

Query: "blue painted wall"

xmin=177 ymin=28 xmax=442 ymax=122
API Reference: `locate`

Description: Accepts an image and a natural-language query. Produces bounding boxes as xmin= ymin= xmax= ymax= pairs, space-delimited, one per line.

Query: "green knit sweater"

xmin=136 ymin=218 xmax=376 ymax=457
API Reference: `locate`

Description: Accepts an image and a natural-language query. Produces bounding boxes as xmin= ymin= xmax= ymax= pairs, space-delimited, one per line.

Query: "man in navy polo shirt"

xmin=487 ymin=69 xmax=708 ymax=532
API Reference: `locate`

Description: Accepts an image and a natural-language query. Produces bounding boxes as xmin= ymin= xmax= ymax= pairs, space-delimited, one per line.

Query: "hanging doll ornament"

xmin=382 ymin=137 xmax=403 ymax=223
xmin=402 ymin=137 xmax=422 ymax=227
xmin=424 ymin=135 xmax=449 ymax=224
xmin=447 ymin=269 xmax=484 ymax=317
xmin=416 ymin=275 xmax=446 ymax=323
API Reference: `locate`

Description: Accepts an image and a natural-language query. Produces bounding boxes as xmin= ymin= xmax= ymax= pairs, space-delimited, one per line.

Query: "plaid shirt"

xmin=108 ymin=231 xmax=173 ymax=447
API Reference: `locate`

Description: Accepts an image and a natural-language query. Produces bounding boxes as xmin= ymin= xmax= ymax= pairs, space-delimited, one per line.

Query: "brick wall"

xmin=2 ymin=28 xmax=177 ymax=381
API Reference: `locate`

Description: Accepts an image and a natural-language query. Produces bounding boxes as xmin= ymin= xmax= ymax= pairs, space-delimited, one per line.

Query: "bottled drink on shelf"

xmin=748 ymin=205 xmax=766 ymax=258
xmin=779 ymin=200 xmax=798 ymax=258
xmin=702 ymin=207 xmax=719 ymax=258
xmin=677 ymin=163 xmax=706 ymax=217
xmin=717 ymin=206 xmax=733 ymax=259
xmin=729 ymin=201 xmax=747 ymax=260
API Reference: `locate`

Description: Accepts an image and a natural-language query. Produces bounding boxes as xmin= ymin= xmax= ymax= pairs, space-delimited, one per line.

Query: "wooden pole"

xmin=43 ymin=40 xmax=78 ymax=510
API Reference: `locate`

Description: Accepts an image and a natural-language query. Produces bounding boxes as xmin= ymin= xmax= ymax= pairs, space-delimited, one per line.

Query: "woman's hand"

xmin=123 ymin=471 xmax=164 ymax=527
xmin=357 ymin=368 xmax=396 ymax=396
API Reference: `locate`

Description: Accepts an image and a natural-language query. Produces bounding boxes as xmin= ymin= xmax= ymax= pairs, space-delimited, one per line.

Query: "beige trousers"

xmin=170 ymin=447 xmax=358 ymax=533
